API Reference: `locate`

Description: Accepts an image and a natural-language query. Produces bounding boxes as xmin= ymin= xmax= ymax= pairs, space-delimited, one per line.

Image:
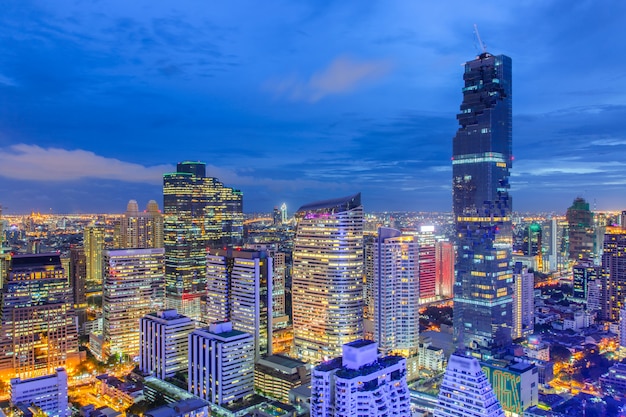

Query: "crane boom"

xmin=474 ymin=24 xmax=487 ymax=53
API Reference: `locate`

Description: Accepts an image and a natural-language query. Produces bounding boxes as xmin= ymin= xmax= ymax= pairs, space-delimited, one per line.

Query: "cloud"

xmin=266 ymin=56 xmax=392 ymax=102
xmin=0 ymin=144 xmax=173 ymax=184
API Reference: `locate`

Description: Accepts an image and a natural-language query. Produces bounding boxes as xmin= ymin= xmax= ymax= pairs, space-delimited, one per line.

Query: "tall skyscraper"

xmin=452 ymin=51 xmax=513 ymax=355
xmin=372 ymin=228 xmax=419 ymax=356
xmin=102 ymin=248 xmax=165 ymax=360
xmin=69 ymin=245 xmax=87 ymax=308
xmin=601 ymin=226 xmax=626 ymax=321
xmin=417 ymin=226 xmax=437 ymax=302
xmin=118 ymin=199 xmax=164 ymax=249
xmin=84 ymin=223 xmax=105 ymax=290
xmin=0 ymin=254 xmax=79 ymax=379
xmin=163 ymin=161 xmax=243 ymax=321
xmin=205 ymin=248 xmax=273 ymax=360
xmin=512 ymin=263 xmax=534 ymax=339
xmin=292 ymin=193 xmax=364 ymax=363
xmin=567 ymin=197 xmax=595 ymax=261
xmin=435 ymin=241 xmax=454 ymax=298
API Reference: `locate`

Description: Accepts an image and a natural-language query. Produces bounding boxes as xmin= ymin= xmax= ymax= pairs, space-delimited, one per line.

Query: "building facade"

xmin=163 ymin=161 xmax=243 ymax=322
xmin=0 ymin=254 xmax=79 ymax=379
xmin=119 ymin=199 xmax=164 ymax=249
xmin=601 ymin=226 xmax=626 ymax=321
xmin=567 ymin=197 xmax=595 ymax=262
xmin=84 ymin=223 xmax=105 ymax=290
xmin=452 ymin=52 xmax=514 ymax=355
xmin=435 ymin=241 xmax=454 ymax=298
xmin=512 ymin=263 xmax=534 ymax=339
xmin=292 ymin=193 xmax=364 ymax=363
xmin=310 ymin=340 xmax=410 ymax=417
xmin=139 ymin=309 xmax=195 ymax=380
xmin=10 ymin=368 xmax=69 ymax=417
xmin=188 ymin=322 xmax=254 ymax=406
xmin=371 ymin=228 xmax=419 ymax=356
xmin=102 ymin=248 xmax=165 ymax=360
xmin=254 ymin=354 xmax=310 ymax=403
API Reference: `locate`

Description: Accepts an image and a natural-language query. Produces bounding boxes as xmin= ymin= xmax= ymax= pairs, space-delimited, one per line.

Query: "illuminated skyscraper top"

xmin=452 ymin=52 xmax=513 ymax=355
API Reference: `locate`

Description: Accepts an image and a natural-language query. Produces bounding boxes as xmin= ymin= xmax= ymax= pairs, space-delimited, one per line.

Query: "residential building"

xmin=139 ymin=309 xmax=195 ymax=380
xmin=188 ymin=322 xmax=254 ymax=406
xmin=310 ymin=340 xmax=410 ymax=417
xmin=417 ymin=337 xmax=446 ymax=373
xmin=102 ymin=248 xmax=165 ymax=360
xmin=601 ymin=226 xmax=626 ymax=321
xmin=512 ymin=263 xmax=534 ymax=339
xmin=600 ymin=363 xmax=626 ymax=399
xmin=292 ymin=193 xmax=364 ymax=363
xmin=434 ymin=354 xmax=505 ymax=417
xmin=205 ymin=248 xmax=273 ymax=360
xmin=572 ymin=262 xmax=602 ymax=304
xmin=118 ymin=199 xmax=164 ymax=249
xmin=417 ymin=226 xmax=436 ymax=302
xmin=452 ymin=51 xmax=514 ymax=355
xmin=435 ymin=241 xmax=454 ymax=299
xmin=0 ymin=254 xmax=79 ymax=379
xmin=84 ymin=223 xmax=105 ymax=290
xmin=10 ymin=368 xmax=69 ymax=417
xmin=481 ymin=360 xmax=539 ymax=417
xmin=163 ymin=161 xmax=243 ymax=321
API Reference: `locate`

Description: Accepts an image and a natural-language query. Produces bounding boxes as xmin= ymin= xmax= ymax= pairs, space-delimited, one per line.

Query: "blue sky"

xmin=1 ymin=0 xmax=626 ymax=214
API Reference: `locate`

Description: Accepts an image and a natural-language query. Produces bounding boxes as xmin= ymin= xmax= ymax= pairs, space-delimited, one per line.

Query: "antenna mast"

xmin=474 ymin=24 xmax=487 ymax=53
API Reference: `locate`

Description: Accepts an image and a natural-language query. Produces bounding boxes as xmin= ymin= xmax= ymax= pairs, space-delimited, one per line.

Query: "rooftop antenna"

xmin=473 ymin=24 xmax=487 ymax=53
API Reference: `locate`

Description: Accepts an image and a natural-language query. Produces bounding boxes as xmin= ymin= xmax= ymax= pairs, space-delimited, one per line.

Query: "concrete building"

xmin=292 ymin=194 xmax=364 ymax=363
xmin=84 ymin=223 xmax=105 ymax=290
xmin=620 ymin=307 xmax=626 ymax=352
xmin=10 ymin=368 xmax=69 ymax=417
xmin=435 ymin=241 xmax=454 ymax=299
xmin=417 ymin=337 xmax=446 ymax=373
xmin=140 ymin=309 xmax=195 ymax=380
xmin=254 ymin=355 xmax=310 ymax=403
xmin=512 ymin=263 xmax=534 ymax=339
xmin=600 ymin=363 xmax=626 ymax=399
xmin=118 ymin=199 xmax=164 ymax=249
xmin=102 ymin=248 xmax=165 ymax=360
xmin=188 ymin=322 xmax=254 ymax=406
xmin=205 ymin=248 xmax=273 ymax=360
xmin=481 ymin=360 xmax=539 ymax=417
xmin=310 ymin=340 xmax=410 ymax=417
xmin=435 ymin=354 xmax=504 ymax=417
xmin=145 ymin=398 xmax=210 ymax=417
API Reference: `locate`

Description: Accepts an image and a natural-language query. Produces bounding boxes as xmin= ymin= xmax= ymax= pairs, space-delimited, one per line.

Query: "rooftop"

xmin=335 ymin=355 xmax=404 ymax=380
xmin=296 ymin=193 xmax=361 ymax=214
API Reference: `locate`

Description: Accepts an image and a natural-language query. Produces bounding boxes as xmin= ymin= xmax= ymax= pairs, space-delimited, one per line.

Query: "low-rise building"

xmin=254 ymin=355 xmax=310 ymax=403
xmin=145 ymin=398 xmax=210 ymax=417
xmin=600 ymin=363 xmax=626 ymax=399
xmin=417 ymin=336 xmax=446 ymax=373
xmin=10 ymin=368 xmax=69 ymax=417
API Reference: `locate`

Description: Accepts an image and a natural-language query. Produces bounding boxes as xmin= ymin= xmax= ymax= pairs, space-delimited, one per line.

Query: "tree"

xmin=550 ymin=344 xmax=572 ymax=363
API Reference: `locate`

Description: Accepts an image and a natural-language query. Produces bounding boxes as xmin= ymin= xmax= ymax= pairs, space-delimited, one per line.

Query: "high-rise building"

xmin=512 ymin=263 xmax=534 ymax=339
xmin=254 ymin=354 xmax=310 ymax=403
xmin=69 ymin=245 xmax=87 ymax=307
xmin=280 ymin=203 xmax=288 ymax=224
xmin=417 ymin=226 xmax=437 ymax=302
xmin=163 ymin=161 xmax=243 ymax=321
xmin=188 ymin=322 xmax=254 ymax=406
xmin=619 ymin=308 xmax=626 ymax=351
xmin=481 ymin=360 xmax=538 ymax=417
xmin=435 ymin=241 xmax=454 ymax=298
xmin=10 ymin=368 xmax=69 ymax=417
xmin=601 ymin=226 xmax=626 ymax=321
xmin=205 ymin=248 xmax=273 ymax=360
xmin=372 ymin=228 xmax=419 ymax=356
xmin=0 ymin=254 xmax=79 ymax=379
xmin=310 ymin=340 xmax=410 ymax=417
xmin=84 ymin=223 xmax=105 ymax=290
xmin=139 ymin=309 xmax=195 ymax=380
xmin=102 ymin=248 xmax=165 ymax=360
xmin=567 ymin=197 xmax=595 ymax=261
xmin=452 ymin=51 xmax=513 ymax=355
xmin=543 ymin=217 xmax=567 ymax=272
xmin=572 ymin=261 xmax=602 ymax=304
xmin=119 ymin=200 xmax=164 ymax=249
xmin=434 ymin=354 xmax=505 ymax=417
xmin=292 ymin=193 xmax=364 ymax=362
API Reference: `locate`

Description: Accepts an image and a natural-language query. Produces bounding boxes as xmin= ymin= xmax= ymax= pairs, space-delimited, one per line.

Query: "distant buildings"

xmin=572 ymin=261 xmax=602 ymax=305
xmin=10 ymin=368 xmax=69 ymax=417
xmin=139 ymin=309 xmax=195 ymax=380
xmin=163 ymin=161 xmax=243 ymax=321
xmin=567 ymin=197 xmax=595 ymax=261
xmin=118 ymin=199 xmax=164 ymax=249
xmin=84 ymin=223 xmax=105 ymax=290
xmin=102 ymin=248 xmax=165 ymax=360
xmin=310 ymin=340 xmax=410 ymax=417
xmin=292 ymin=193 xmax=364 ymax=363
xmin=205 ymin=248 xmax=273 ymax=360
xmin=0 ymin=254 xmax=79 ymax=379
xmin=435 ymin=354 xmax=505 ymax=417
xmin=601 ymin=226 xmax=626 ymax=321
xmin=188 ymin=322 xmax=254 ymax=406
xmin=452 ymin=51 xmax=514 ymax=354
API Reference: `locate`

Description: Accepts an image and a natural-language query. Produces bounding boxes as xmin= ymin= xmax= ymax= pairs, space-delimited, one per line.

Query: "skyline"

xmin=1 ymin=1 xmax=626 ymax=213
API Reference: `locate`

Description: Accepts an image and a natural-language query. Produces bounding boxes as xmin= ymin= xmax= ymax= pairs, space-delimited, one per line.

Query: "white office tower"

xmin=10 ymin=368 xmax=69 ymax=417
xmin=102 ymin=248 xmax=165 ymax=360
xmin=139 ymin=309 xmax=195 ymax=380
xmin=293 ymin=194 xmax=364 ymax=363
xmin=512 ymin=263 xmax=535 ymax=339
xmin=310 ymin=340 xmax=410 ymax=417
xmin=188 ymin=322 xmax=254 ymax=406
xmin=435 ymin=354 xmax=505 ymax=417
xmin=373 ymin=228 xmax=419 ymax=356
xmin=205 ymin=248 xmax=273 ymax=360
xmin=620 ymin=308 xmax=626 ymax=352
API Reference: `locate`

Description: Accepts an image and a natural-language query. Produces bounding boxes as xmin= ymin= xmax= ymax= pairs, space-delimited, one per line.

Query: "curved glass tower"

xmin=452 ymin=52 xmax=513 ymax=355
xmin=292 ymin=193 xmax=363 ymax=362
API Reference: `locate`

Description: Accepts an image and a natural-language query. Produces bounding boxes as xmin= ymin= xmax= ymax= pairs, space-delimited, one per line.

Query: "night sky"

xmin=1 ymin=1 xmax=626 ymax=214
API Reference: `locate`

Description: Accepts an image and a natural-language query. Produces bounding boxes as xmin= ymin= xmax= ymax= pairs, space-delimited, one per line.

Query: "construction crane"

xmin=474 ymin=24 xmax=487 ymax=53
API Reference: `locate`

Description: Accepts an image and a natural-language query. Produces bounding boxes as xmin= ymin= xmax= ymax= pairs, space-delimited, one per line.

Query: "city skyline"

xmin=1 ymin=1 xmax=626 ymax=213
